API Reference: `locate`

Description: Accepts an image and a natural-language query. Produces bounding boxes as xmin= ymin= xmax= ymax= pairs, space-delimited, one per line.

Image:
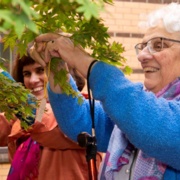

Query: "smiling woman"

xmin=13 ymin=55 xmax=47 ymax=100
xmin=0 ymin=55 xmax=102 ymax=180
xmin=136 ymin=24 xmax=180 ymax=93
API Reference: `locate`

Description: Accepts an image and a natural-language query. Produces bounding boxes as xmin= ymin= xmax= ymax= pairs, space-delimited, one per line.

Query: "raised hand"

xmin=29 ymin=33 xmax=61 ymax=67
xmin=30 ymin=32 xmax=94 ymax=78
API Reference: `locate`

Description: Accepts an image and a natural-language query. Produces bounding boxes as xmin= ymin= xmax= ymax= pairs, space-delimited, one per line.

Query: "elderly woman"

xmin=30 ymin=2 xmax=180 ymax=180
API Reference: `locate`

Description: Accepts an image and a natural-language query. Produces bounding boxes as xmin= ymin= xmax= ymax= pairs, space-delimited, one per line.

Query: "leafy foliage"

xmin=1 ymin=0 xmax=128 ymax=66
xmin=0 ymin=72 xmax=37 ymax=128
xmin=0 ymin=0 xmax=132 ymax=126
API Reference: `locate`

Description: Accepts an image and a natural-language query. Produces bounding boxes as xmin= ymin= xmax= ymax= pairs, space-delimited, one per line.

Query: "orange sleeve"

xmin=0 ymin=114 xmax=12 ymax=146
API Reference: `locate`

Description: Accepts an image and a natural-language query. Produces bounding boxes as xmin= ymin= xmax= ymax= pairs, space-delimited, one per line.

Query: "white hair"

xmin=139 ymin=3 xmax=180 ymax=33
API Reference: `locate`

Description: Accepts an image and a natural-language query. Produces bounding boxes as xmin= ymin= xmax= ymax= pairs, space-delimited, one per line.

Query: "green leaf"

xmin=76 ymin=0 xmax=100 ymax=20
xmin=2 ymin=32 xmax=17 ymax=51
xmin=17 ymin=1 xmax=38 ymax=19
xmin=123 ymin=66 xmax=133 ymax=75
xmin=13 ymin=18 xmax=26 ymax=38
xmin=0 ymin=10 xmax=14 ymax=24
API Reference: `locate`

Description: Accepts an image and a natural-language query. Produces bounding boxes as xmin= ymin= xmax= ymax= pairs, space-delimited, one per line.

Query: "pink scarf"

xmin=101 ymin=78 xmax=180 ymax=180
xmin=7 ymin=137 xmax=41 ymax=180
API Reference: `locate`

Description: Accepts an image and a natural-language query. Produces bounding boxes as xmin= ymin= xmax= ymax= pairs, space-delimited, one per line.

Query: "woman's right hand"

xmin=30 ymin=33 xmax=94 ymax=78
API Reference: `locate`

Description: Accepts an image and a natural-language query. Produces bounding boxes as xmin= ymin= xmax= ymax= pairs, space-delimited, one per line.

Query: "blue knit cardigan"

xmin=47 ymin=62 xmax=180 ymax=179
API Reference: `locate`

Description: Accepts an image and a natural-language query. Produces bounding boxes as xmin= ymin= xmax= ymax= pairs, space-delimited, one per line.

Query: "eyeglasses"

xmin=134 ymin=37 xmax=180 ymax=55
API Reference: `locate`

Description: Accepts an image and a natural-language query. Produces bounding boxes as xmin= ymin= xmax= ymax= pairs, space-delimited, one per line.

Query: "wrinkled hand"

xmin=29 ymin=33 xmax=61 ymax=67
xmin=35 ymin=33 xmax=87 ymax=68
xmin=30 ymin=32 xmax=94 ymax=78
